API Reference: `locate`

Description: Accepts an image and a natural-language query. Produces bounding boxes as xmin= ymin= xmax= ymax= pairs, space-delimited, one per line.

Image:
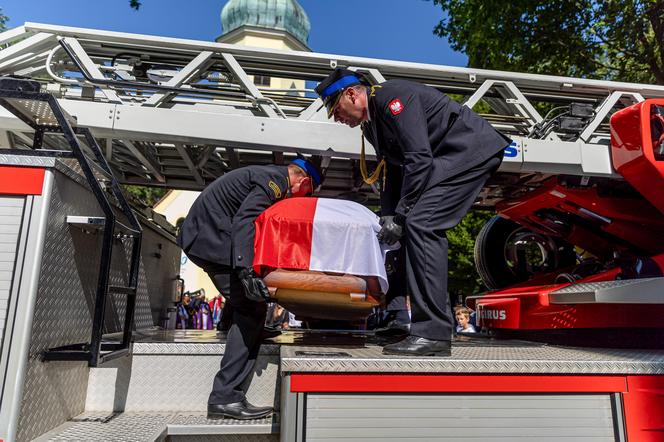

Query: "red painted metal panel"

xmin=468 ymin=253 xmax=664 ymax=330
xmin=623 ymin=375 xmax=664 ymax=442
xmin=0 ymin=166 xmax=45 ymax=195
xmin=290 ymin=373 xmax=627 ymax=393
xmin=611 ymin=99 xmax=664 ymax=216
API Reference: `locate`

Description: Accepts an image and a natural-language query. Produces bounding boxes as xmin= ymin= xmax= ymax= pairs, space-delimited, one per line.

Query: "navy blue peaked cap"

xmin=314 ymin=68 xmax=364 ymax=117
xmin=291 ymin=154 xmax=323 ymax=187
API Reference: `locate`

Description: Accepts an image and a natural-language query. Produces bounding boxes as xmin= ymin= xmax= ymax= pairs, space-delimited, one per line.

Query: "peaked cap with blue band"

xmin=314 ymin=68 xmax=363 ymax=116
xmin=291 ymin=155 xmax=323 ymax=187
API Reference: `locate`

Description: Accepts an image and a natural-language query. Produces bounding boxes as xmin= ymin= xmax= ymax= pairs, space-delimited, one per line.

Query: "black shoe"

xmin=374 ymin=320 xmax=411 ymax=337
xmin=382 ymin=335 xmax=451 ymax=356
xmin=207 ymin=400 xmax=273 ymax=420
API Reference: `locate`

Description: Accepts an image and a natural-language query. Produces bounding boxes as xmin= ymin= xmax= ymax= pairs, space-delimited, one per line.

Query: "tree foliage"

xmin=129 ymin=0 xmax=142 ymax=10
xmin=447 ymin=210 xmax=492 ymax=298
xmin=432 ymin=0 xmax=664 ymax=84
xmin=123 ymin=185 xmax=167 ymax=207
xmin=0 ymin=9 xmax=8 ymax=32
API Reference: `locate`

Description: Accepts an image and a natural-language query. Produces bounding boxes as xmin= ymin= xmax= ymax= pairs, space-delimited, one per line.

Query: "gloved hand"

xmin=237 ymin=268 xmax=271 ymax=302
xmin=377 ymin=215 xmax=404 ymax=245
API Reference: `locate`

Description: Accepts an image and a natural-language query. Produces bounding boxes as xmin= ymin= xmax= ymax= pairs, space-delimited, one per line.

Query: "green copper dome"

xmin=221 ymin=0 xmax=310 ymax=46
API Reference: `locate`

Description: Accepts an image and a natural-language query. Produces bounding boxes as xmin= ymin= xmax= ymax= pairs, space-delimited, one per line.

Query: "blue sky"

xmin=1 ymin=0 xmax=467 ymax=66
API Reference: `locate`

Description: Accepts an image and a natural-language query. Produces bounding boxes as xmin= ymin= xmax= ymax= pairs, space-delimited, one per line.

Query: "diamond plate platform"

xmin=168 ymin=413 xmax=278 ymax=435
xmin=33 ymin=412 xmax=279 ymax=442
xmin=549 ymin=277 xmax=664 ymax=304
xmin=0 ymin=153 xmax=55 ymax=167
xmin=85 ymin=330 xmax=280 ymax=412
xmin=131 ymin=329 xmax=279 ymax=355
xmin=33 ymin=412 xmax=173 ymax=442
xmin=280 ymin=336 xmax=664 ymax=374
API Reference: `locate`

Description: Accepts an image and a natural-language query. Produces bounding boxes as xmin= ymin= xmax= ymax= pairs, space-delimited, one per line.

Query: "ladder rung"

xmin=116 ymin=220 xmax=141 ymax=235
xmin=108 ymin=285 xmax=137 ymax=294
xmin=98 ymin=347 xmax=131 ymax=364
xmin=87 ymin=159 xmax=113 ymax=181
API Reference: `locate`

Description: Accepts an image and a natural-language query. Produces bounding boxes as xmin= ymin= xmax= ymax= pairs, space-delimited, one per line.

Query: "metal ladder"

xmin=0 ymin=77 xmax=143 ymax=366
xmin=2 ymin=22 xmax=664 ymax=196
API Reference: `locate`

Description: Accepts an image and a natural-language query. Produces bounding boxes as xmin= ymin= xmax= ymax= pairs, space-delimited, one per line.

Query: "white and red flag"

xmin=253 ymin=197 xmax=395 ymax=292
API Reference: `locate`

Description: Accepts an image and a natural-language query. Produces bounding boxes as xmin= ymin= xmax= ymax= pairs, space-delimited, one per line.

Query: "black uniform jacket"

xmin=177 ymin=165 xmax=290 ymax=268
xmin=362 ymin=79 xmax=511 ymax=219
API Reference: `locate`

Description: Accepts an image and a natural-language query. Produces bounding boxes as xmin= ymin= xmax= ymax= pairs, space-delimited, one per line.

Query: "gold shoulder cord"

xmin=360 ymin=84 xmax=386 ymax=185
xmin=360 ymin=135 xmax=386 ymax=185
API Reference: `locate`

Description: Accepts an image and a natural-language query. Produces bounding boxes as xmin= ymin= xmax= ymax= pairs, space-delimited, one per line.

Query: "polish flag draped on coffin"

xmin=253 ymin=197 xmax=392 ymax=293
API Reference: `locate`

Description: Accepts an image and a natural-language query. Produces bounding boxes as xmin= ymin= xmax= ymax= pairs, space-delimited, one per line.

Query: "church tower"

xmin=155 ymin=0 xmax=312 ymax=299
xmin=217 ymin=0 xmax=310 ymax=92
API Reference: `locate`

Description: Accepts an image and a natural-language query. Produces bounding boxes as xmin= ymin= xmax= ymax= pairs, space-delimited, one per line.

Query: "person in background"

xmin=176 ymin=293 xmax=196 ymax=329
xmin=265 ymin=303 xmax=289 ymax=329
xmin=454 ymin=306 xmax=477 ymax=333
xmin=287 ymin=311 xmax=302 ymax=329
xmin=209 ymin=294 xmax=225 ymax=327
xmin=193 ymin=292 xmax=214 ymax=330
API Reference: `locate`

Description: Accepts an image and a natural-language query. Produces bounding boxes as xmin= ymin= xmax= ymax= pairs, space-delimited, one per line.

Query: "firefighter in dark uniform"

xmin=315 ymin=68 xmax=511 ymax=356
xmin=177 ymin=158 xmax=321 ymax=419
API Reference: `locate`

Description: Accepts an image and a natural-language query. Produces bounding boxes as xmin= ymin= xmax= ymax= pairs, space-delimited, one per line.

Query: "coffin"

xmin=253 ymin=197 xmax=393 ymax=321
xmin=264 ymin=269 xmax=382 ymax=321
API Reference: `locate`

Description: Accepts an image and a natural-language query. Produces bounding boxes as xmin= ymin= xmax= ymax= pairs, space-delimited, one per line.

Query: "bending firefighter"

xmin=315 ymin=68 xmax=511 ymax=356
xmin=177 ymin=157 xmax=321 ymax=419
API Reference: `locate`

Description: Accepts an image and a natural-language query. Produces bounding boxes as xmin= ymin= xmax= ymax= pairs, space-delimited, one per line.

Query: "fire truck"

xmin=0 ymin=23 xmax=663 ymax=442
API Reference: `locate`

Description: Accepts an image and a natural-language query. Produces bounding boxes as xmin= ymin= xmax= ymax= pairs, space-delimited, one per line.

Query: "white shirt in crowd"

xmin=456 ymin=324 xmax=476 ymax=333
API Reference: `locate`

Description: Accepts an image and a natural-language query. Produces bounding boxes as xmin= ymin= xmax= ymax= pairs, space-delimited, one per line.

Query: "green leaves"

xmin=447 ymin=210 xmax=493 ymax=297
xmin=431 ymin=0 xmax=664 ymax=84
xmin=123 ymin=185 xmax=167 ymax=206
xmin=0 ymin=8 xmax=8 ymax=32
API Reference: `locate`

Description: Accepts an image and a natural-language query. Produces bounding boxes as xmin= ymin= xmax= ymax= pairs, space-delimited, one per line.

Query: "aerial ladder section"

xmin=0 ymin=23 xmax=660 ymax=203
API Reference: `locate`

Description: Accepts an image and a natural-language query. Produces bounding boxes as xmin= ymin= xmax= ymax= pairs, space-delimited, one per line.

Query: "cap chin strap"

xmin=360 ymin=134 xmax=385 ymax=185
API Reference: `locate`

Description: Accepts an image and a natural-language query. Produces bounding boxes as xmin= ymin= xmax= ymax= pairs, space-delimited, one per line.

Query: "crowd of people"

xmin=176 ymin=290 xmax=476 ymax=334
xmin=175 ymin=290 xmax=225 ymax=330
xmin=175 ymin=291 xmax=302 ymax=331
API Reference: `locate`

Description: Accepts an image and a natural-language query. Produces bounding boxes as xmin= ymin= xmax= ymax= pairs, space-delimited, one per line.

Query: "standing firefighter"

xmin=315 ymin=68 xmax=510 ymax=356
xmin=177 ymin=158 xmax=321 ymax=419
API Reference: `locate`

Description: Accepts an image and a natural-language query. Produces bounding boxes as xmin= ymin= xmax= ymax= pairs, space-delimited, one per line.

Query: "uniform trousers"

xmin=405 ymin=152 xmax=502 ymax=341
xmin=384 ymin=248 xmax=409 ymax=317
xmin=185 ymin=256 xmax=267 ymax=405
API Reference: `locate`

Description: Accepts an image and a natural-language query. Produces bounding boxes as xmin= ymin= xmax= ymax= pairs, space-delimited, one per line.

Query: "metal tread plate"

xmin=131 ymin=329 xmax=280 ymax=355
xmin=0 ymin=152 xmax=56 ymax=167
xmin=168 ymin=413 xmax=279 ymax=435
xmin=549 ymin=277 xmax=664 ymax=304
xmin=551 ymin=278 xmax=660 ymax=293
xmin=33 ymin=412 xmax=174 ymax=442
xmin=280 ymin=341 xmax=664 ymax=374
xmin=34 ymin=412 xmax=279 ymax=441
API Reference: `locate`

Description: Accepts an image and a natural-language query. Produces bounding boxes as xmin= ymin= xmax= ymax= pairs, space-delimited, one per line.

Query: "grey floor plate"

xmin=34 ymin=412 xmax=279 ymax=441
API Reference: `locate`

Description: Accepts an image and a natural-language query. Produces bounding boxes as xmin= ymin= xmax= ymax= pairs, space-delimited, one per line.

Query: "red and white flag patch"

xmin=389 ymin=98 xmax=404 ymax=115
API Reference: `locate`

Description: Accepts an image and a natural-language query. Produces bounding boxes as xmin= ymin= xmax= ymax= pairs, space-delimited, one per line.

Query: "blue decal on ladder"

xmin=503 ymin=141 xmax=518 ymax=158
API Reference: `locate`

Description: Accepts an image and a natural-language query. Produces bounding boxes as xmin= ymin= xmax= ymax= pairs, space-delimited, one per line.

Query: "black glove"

xmin=237 ymin=268 xmax=271 ymax=302
xmin=377 ymin=215 xmax=404 ymax=245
